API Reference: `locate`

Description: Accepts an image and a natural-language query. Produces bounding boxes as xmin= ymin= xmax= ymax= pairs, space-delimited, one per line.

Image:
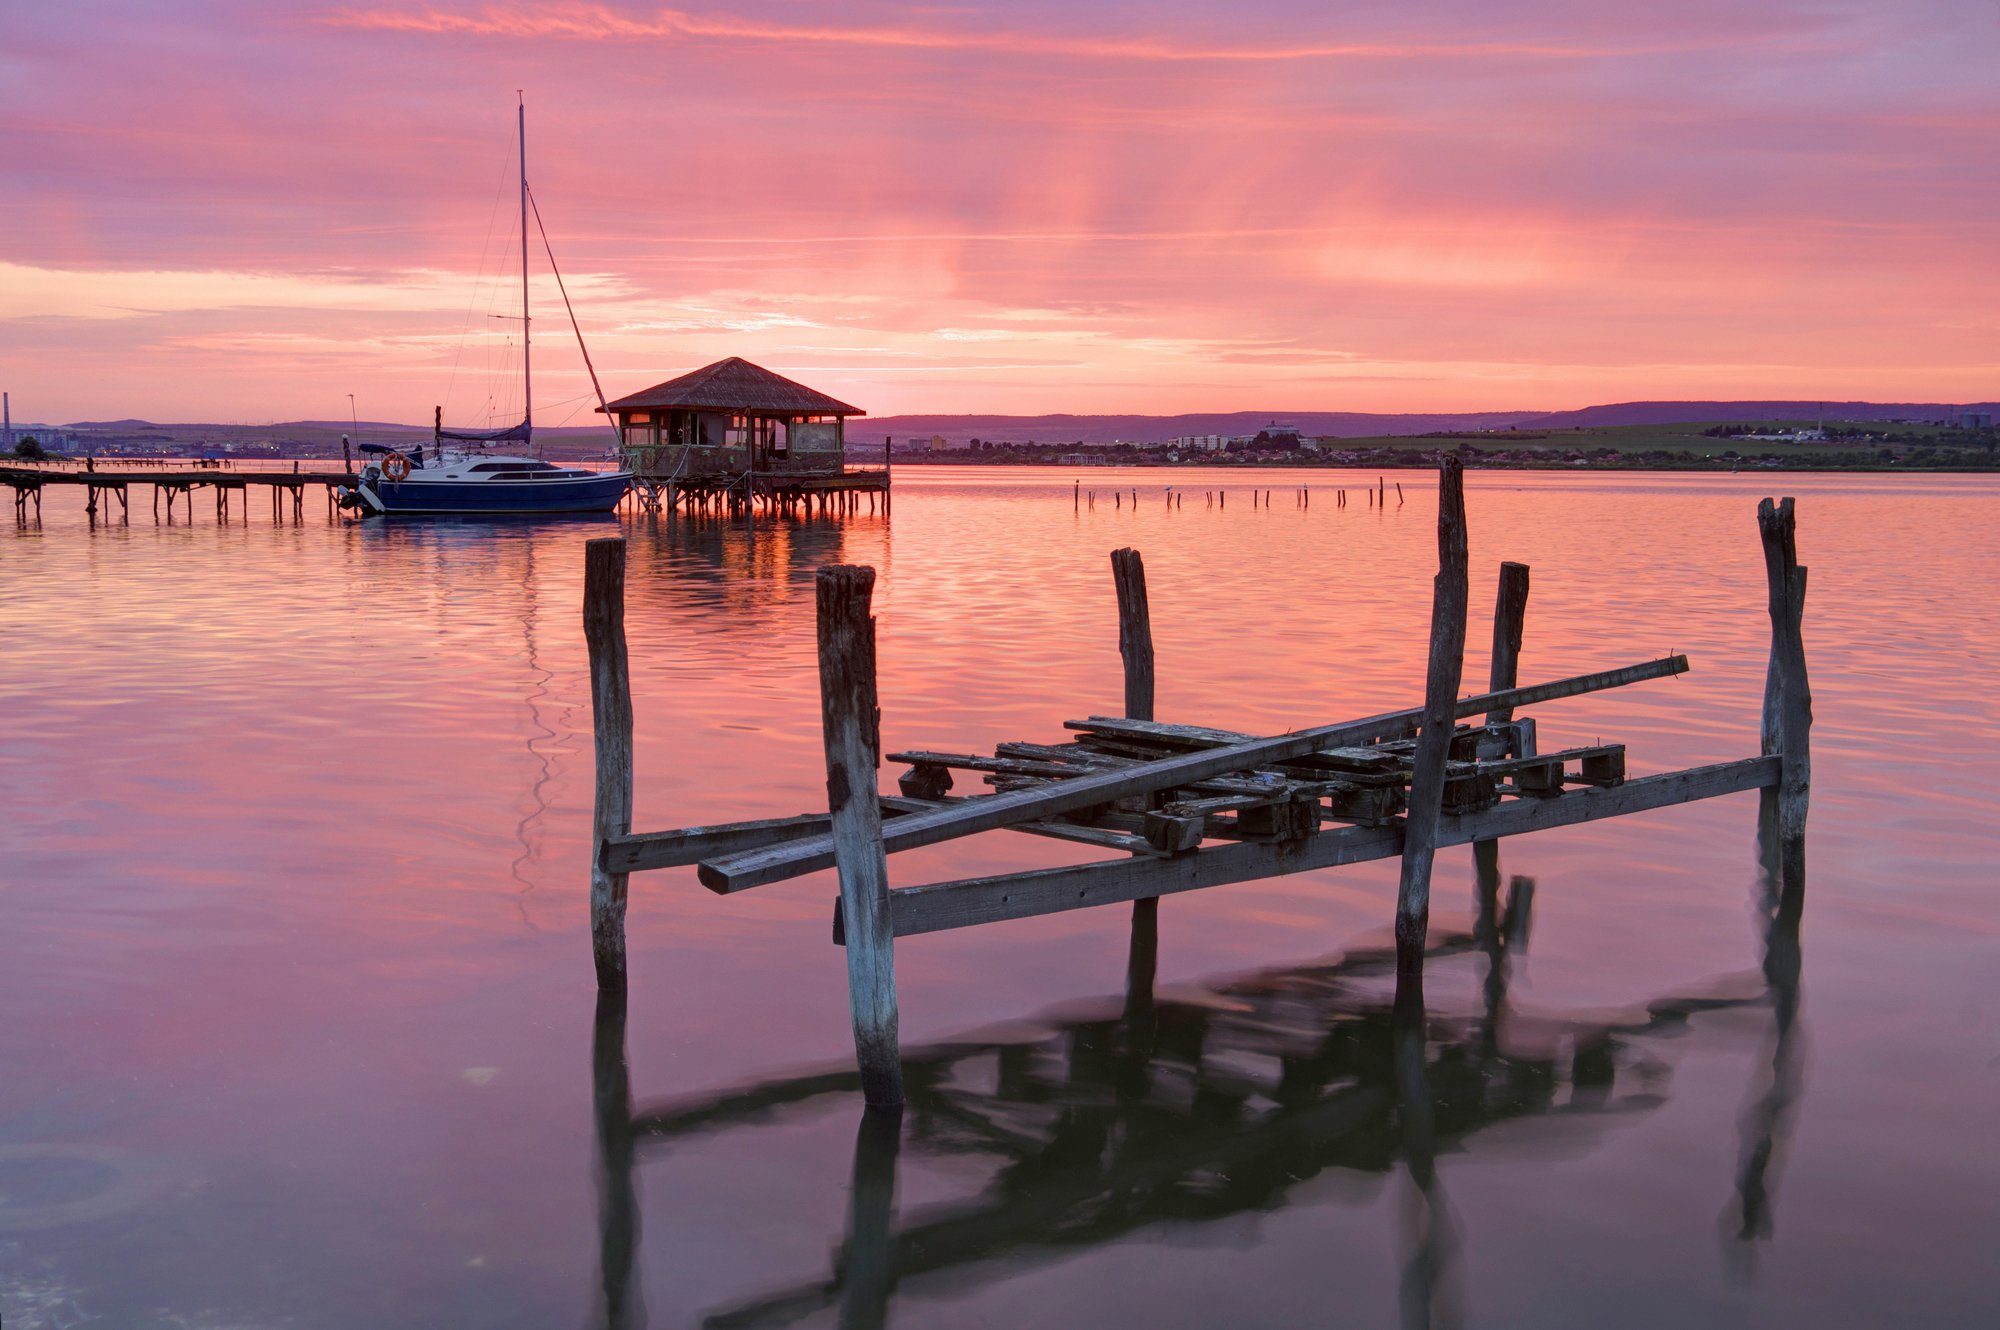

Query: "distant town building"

xmin=1169 ymin=434 xmax=1232 ymax=451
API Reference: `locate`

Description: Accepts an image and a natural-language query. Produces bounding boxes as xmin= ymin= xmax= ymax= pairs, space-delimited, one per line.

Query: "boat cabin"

xmin=602 ymin=357 xmax=864 ymax=481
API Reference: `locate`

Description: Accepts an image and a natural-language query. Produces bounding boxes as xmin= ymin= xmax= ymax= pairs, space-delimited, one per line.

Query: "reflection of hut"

xmin=602 ymin=357 xmax=864 ymax=483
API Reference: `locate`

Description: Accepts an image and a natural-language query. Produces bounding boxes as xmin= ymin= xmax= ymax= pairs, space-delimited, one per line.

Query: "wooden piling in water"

xmin=1758 ymin=498 xmax=1811 ymax=914
xmin=1471 ymin=560 xmax=1530 ymax=942
xmin=1396 ymin=456 xmax=1469 ymax=973
xmin=1485 ymin=562 xmax=1531 ymax=726
xmin=1111 ymin=548 xmax=1162 ymax=956
xmin=817 ymin=565 xmax=905 ymax=1108
xmin=586 ymin=538 xmax=634 ymax=991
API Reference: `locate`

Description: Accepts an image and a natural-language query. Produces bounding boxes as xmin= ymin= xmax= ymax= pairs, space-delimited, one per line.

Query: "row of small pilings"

xmin=1077 ymin=477 xmax=1404 ymax=510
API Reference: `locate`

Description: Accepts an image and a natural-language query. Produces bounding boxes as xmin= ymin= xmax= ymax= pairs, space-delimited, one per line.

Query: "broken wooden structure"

xmin=585 ymin=458 xmax=1811 ymax=1109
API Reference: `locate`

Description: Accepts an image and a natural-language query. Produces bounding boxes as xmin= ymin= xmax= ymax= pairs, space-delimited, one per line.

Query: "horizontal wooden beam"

xmin=604 ymin=813 xmax=830 ymax=873
xmin=871 ymin=756 xmax=1777 ymax=940
xmin=607 ymin=797 xmax=1162 ymax=875
xmin=699 ymin=655 xmax=1690 ymax=894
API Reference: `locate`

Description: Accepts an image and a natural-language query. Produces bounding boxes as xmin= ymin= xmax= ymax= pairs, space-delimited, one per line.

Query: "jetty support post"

xmin=1111 ymin=548 xmax=1160 ymax=1006
xmin=1758 ymin=498 xmax=1811 ymax=916
xmin=586 ymin=537 xmax=635 ymax=991
xmin=818 ymin=565 xmax=905 ymax=1109
xmin=1396 ymin=455 xmax=1469 ymax=977
xmin=1473 ymin=562 xmax=1530 ymax=944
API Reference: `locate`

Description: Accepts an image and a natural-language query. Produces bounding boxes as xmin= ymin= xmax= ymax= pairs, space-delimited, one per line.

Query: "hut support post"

xmin=1396 ymin=456 xmax=1469 ymax=975
xmin=586 ymin=538 xmax=635 ymax=991
xmin=1758 ymin=498 xmax=1811 ymax=916
xmin=818 ymin=565 xmax=904 ymax=1108
xmin=1111 ymin=548 xmax=1159 ymax=994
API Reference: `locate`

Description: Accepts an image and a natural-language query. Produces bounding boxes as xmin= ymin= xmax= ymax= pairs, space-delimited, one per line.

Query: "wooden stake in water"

xmin=817 ymin=565 xmax=904 ymax=1108
xmin=1758 ymin=498 xmax=1811 ymax=915
xmin=1396 ymin=456 xmax=1469 ymax=974
xmin=585 ymin=538 xmax=634 ymax=990
xmin=1485 ymin=562 xmax=1531 ymax=725
xmin=1111 ymin=548 xmax=1160 ymax=991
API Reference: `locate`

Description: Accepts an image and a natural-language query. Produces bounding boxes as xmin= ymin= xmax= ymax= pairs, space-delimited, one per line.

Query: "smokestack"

xmin=3 ymin=391 xmax=11 ymax=452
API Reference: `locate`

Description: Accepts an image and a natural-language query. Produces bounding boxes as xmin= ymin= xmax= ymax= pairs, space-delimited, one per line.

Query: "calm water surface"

xmin=2 ymin=466 xmax=1996 ymax=1328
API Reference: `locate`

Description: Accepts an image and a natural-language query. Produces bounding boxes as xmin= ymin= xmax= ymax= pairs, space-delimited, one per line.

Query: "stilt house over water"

xmin=602 ymin=357 xmax=865 ymax=483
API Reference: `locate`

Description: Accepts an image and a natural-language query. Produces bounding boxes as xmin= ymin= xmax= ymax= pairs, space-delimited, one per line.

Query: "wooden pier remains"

xmin=3 ymin=459 xmax=356 ymax=525
xmin=585 ymin=460 xmax=1810 ymax=1108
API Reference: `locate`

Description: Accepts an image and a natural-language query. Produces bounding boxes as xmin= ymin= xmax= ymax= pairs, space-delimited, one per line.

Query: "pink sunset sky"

xmin=2 ymin=1 xmax=1996 ymax=426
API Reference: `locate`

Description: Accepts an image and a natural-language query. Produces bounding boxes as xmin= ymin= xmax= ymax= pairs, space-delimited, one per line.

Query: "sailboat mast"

xmin=519 ymin=94 xmax=531 ymax=436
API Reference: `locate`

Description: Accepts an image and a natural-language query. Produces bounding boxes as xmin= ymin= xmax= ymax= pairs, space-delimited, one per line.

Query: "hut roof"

xmin=602 ymin=357 xmax=863 ymax=416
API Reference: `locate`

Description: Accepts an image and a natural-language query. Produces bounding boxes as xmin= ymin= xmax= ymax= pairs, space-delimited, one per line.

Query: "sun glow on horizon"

xmin=1 ymin=1 xmax=1995 ymax=422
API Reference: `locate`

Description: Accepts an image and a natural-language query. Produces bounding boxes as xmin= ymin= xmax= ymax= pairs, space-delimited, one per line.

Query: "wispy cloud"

xmin=321 ymin=3 xmax=1701 ymax=61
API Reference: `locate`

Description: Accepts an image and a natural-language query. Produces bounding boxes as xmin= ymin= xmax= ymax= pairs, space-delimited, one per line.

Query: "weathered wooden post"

xmin=1396 ymin=455 xmax=1469 ymax=975
xmin=1484 ymin=563 xmax=1531 ymax=726
xmin=1111 ymin=548 xmax=1160 ymax=1001
xmin=818 ymin=565 xmax=904 ymax=1108
xmin=1473 ymin=557 xmax=1534 ymax=934
xmin=1758 ymin=498 xmax=1811 ymax=915
xmin=585 ymin=537 xmax=634 ymax=990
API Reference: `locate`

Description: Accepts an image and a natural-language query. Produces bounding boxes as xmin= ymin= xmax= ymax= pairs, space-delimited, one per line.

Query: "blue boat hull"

xmin=361 ymin=473 xmax=630 ymax=515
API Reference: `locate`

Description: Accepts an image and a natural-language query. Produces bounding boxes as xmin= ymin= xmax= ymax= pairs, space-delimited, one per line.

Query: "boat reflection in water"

xmin=589 ymin=824 xmax=1807 ymax=1329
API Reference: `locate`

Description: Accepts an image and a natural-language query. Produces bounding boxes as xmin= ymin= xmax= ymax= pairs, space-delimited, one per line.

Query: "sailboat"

xmin=344 ymin=100 xmax=631 ymax=516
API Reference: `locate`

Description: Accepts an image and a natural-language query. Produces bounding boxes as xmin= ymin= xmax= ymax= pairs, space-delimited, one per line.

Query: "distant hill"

xmin=855 ymin=402 xmax=1997 ymax=445
xmin=45 ymin=400 xmax=1995 ymax=451
xmin=861 ymin=410 xmax=1537 ymax=445
xmin=1527 ymin=401 xmax=1997 ymax=429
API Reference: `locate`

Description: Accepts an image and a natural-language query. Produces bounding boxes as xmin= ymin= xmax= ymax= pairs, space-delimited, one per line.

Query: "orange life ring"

xmin=382 ymin=453 xmax=411 ymax=481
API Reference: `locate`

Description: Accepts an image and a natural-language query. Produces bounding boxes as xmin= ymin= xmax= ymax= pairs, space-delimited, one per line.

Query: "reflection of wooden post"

xmin=586 ymin=538 xmax=634 ymax=990
xmin=819 ymin=566 xmax=904 ymax=1108
xmin=1391 ymin=965 xmax=1454 ymax=1327
xmin=591 ymin=987 xmax=642 ymax=1330
xmin=1758 ymin=498 xmax=1811 ymax=917
xmin=1397 ymin=456 xmax=1469 ymax=974
xmin=840 ymin=1107 xmax=902 ymax=1330
xmin=1112 ymin=548 xmax=1160 ymax=1001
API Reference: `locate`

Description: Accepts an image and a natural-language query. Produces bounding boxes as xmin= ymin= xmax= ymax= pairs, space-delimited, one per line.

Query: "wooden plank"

xmin=1396 ymin=455 xmax=1469 ymax=967
xmin=699 ymin=653 xmax=1691 ymax=893
xmin=875 ymin=756 xmax=1779 ymax=939
xmin=816 ymin=564 xmax=903 ymax=1108
xmin=604 ymin=812 xmax=832 ymax=873
xmin=584 ymin=538 xmax=633 ymax=990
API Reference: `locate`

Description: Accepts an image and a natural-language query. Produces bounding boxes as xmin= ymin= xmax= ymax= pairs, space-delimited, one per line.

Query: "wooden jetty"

xmin=584 ymin=456 xmax=1811 ymax=1109
xmin=3 ymin=459 xmax=356 ymax=524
